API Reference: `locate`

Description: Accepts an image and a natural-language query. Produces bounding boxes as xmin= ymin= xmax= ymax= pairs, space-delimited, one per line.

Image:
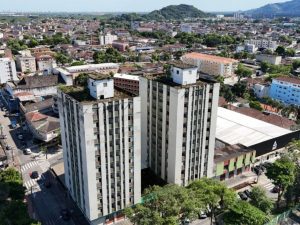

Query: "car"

xmin=238 ymin=192 xmax=248 ymax=201
xmin=253 ymin=166 xmax=263 ymax=175
xmin=23 ymin=148 xmax=32 ymax=155
xmin=0 ymin=134 xmax=7 ymax=139
xmin=60 ymin=209 xmax=71 ymax=221
xmin=198 ymin=211 xmax=208 ymax=219
xmin=5 ymin=145 xmax=12 ymax=150
xmin=272 ymin=186 xmax=280 ymax=193
xmin=18 ymin=134 xmax=23 ymax=140
xmin=29 ymin=171 xmax=39 ymax=179
xmin=244 ymin=190 xmax=251 ymax=198
xmin=262 ymin=162 xmax=272 ymax=169
xmin=11 ymin=123 xmax=17 ymax=129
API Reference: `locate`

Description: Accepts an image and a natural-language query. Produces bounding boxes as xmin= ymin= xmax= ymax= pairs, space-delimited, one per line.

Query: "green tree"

xmin=124 ymin=184 xmax=200 ymax=225
xmin=249 ymin=101 xmax=263 ymax=111
xmin=275 ymin=46 xmax=286 ymax=56
xmin=249 ymin=187 xmax=273 ymax=214
xmin=260 ymin=61 xmax=270 ymax=73
xmin=75 ymin=73 xmax=89 ymax=86
xmin=40 ymin=145 xmax=48 ymax=160
xmin=292 ymin=60 xmax=300 ymax=70
xmin=188 ymin=178 xmax=236 ymax=225
xmin=235 ymin=64 xmax=252 ymax=82
xmin=54 ymin=52 xmax=72 ymax=65
xmin=223 ymin=200 xmax=268 ymax=225
xmin=266 ymin=156 xmax=296 ymax=208
xmin=70 ymin=61 xmax=85 ymax=66
xmin=285 ymin=48 xmax=296 ymax=57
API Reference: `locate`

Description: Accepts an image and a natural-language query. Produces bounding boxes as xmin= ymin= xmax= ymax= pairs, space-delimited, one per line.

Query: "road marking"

xmin=263 ymin=183 xmax=275 ymax=191
xmin=21 ymin=161 xmax=39 ymax=173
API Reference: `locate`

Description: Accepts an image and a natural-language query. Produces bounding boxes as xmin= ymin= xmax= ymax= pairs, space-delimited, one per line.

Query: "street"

xmin=0 ymin=94 xmax=75 ymax=225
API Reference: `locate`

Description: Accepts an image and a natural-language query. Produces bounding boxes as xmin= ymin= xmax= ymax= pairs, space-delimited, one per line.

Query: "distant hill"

xmin=146 ymin=4 xmax=207 ymax=20
xmin=246 ymin=0 xmax=300 ymax=17
xmin=116 ymin=4 xmax=207 ymax=21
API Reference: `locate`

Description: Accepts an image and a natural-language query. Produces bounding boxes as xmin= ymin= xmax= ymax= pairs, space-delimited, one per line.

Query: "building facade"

xmin=140 ymin=63 xmax=220 ymax=186
xmin=182 ymin=52 xmax=238 ymax=78
xmin=244 ymin=39 xmax=277 ymax=50
xmin=0 ymin=58 xmax=18 ymax=84
xmin=269 ymin=76 xmax=300 ymax=106
xmin=256 ymin=54 xmax=282 ymax=65
xmin=114 ymin=73 xmax=140 ymax=95
xmin=16 ymin=55 xmax=37 ymax=73
xmin=99 ymin=33 xmax=118 ymax=46
xmin=58 ymin=75 xmax=141 ymax=224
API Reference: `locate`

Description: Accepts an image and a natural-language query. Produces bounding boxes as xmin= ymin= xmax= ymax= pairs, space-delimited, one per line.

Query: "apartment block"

xmin=182 ymin=52 xmax=238 ymax=78
xmin=58 ymin=74 xmax=141 ymax=225
xmin=269 ymin=76 xmax=300 ymax=106
xmin=16 ymin=55 xmax=37 ymax=73
xmin=244 ymin=39 xmax=277 ymax=50
xmin=114 ymin=73 xmax=139 ymax=95
xmin=0 ymin=58 xmax=18 ymax=84
xmin=140 ymin=62 xmax=220 ymax=186
xmin=99 ymin=33 xmax=118 ymax=46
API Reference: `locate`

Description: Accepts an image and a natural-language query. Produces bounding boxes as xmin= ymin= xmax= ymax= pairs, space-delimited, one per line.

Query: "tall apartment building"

xmin=16 ymin=55 xmax=37 ymax=73
xmin=0 ymin=58 xmax=18 ymax=84
xmin=244 ymin=39 xmax=277 ymax=50
xmin=99 ymin=33 xmax=118 ymax=46
xmin=182 ymin=52 xmax=238 ymax=78
xmin=140 ymin=62 xmax=220 ymax=186
xmin=269 ymin=76 xmax=300 ymax=106
xmin=58 ymin=74 xmax=141 ymax=225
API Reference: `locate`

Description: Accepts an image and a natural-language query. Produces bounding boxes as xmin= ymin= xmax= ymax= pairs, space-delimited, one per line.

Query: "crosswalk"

xmin=263 ymin=182 xmax=275 ymax=191
xmin=21 ymin=161 xmax=39 ymax=173
xmin=21 ymin=160 xmax=50 ymax=173
xmin=24 ymin=173 xmax=46 ymax=190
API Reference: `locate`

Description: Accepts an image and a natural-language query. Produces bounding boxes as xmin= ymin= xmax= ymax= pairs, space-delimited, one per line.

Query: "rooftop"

xmin=143 ymin=74 xmax=205 ymax=88
xmin=169 ymin=61 xmax=197 ymax=70
xmin=214 ymin=144 xmax=255 ymax=163
xmin=12 ymin=75 xmax=58 ymax=89
xmin=273 ymin=76 xmax=300 ymax=85
xmin=216 ymin=107 xmax=291 ymax=147
xmin=88 ymin=73 xmax=113 ymax=81
xmin=114 ymin=73 xmax=140 ymax=81
xmin=183 ymin=52 xmax=238 ymax=64
xmin=59 ymin=85 xmax=133 ymax=104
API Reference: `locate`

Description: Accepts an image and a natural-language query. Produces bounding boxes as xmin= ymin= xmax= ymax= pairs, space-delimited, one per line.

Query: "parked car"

xmin=199 ymin=211 xmax=208 ymax=219
xmin=6 ymin=145 xmax=12 ymax=150
xmin=60 ymin=209 xmax=71 ymax=221
xmin=253 ymin=166 xmax=263 ymax=175
xmin=272 ymin=186 xmax=280 ymax=193
xmin=23 ymin=148 xmax=32 ymax=155
xmin=0 ymin=134 xmax=7 ymax=139
xmin=29 ymin=171 xmax=39 ymax=179
xmin=244 ymin=190 xmax=251 ymax=198
xmin=238 ymin=192 xmax=248 ymax=201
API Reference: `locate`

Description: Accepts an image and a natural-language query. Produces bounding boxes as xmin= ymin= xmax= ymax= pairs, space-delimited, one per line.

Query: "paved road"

xmin=0 ymin=94 xmax=75 ymax=225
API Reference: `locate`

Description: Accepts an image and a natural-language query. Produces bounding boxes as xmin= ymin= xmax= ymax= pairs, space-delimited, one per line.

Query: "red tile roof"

xmin=183 ymin=52 xmax=238 ymax=64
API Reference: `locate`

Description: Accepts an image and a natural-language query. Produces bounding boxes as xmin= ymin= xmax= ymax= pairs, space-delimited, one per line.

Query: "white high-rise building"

xmin=0 ymin=58 xmax=18 ymax=84
xmin=140 ymin=62 xmax=220 ymax=186
xmin=58 ymin=74 xmax=141 ymax=225
xmin=99 ymin=33 xmax=118 ymax=46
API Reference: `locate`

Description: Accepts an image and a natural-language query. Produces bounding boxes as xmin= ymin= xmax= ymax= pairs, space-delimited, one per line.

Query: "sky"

xmin=0 ymin=0 xmax=289 ymax=12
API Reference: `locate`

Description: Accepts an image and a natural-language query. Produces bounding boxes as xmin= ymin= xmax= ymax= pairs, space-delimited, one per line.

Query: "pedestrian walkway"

xmin=24 ymin=173 xmax=46 ymax=190
xmin=21 ymin=160 xmax=50 ymax=173
xmin=263 ymin=182 xmax=275 ymax=191
xmin=21 ymin=161 xmax=39 ymax=173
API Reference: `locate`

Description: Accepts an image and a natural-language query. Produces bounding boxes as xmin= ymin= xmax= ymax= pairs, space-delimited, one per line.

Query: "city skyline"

xmin=1 ymin=0 xmax=288 ymax=12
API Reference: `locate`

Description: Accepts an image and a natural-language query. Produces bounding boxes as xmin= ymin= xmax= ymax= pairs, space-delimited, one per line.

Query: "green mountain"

xmin=146 ymin=4 xmax=207 ymax=20
xmin=246 ymin=0 xmax=300 ymax=17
